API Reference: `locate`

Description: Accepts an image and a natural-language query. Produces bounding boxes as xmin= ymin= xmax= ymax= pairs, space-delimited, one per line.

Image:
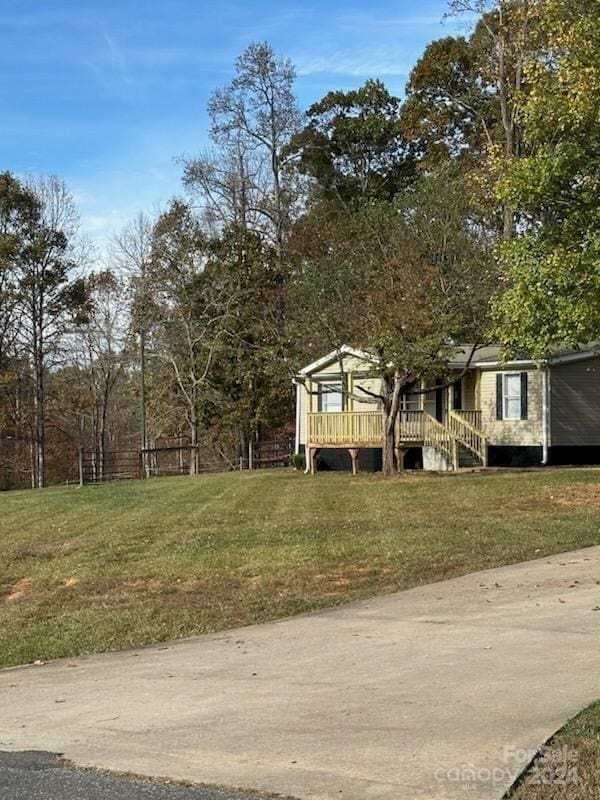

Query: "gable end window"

xmin=496 ymin=372 xmax=528 ymax=421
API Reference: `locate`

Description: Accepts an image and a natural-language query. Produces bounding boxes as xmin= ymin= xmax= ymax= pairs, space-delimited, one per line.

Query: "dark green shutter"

xmin=520 ymin=372 xmax=528 ymax=420
xmin=496 ymin=374 xmax=503 ymax=420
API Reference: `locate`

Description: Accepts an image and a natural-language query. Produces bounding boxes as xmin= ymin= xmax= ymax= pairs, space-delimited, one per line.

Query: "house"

xmin=293 ymin=344 xmax=600 ymax=473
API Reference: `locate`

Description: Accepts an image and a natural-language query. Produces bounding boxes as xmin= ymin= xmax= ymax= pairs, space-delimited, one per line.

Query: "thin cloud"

xmin=103 ymin=32 xmax=135 ymax=87
xmin=296 ymin=51 xmax=411 ymax=78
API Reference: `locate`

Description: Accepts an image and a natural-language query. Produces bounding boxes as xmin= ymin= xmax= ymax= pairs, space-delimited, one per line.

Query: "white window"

xmin=503 ymin=373 xmax=522 ymax=420
xmin=400 ymin=393 xmax=420 ymax=412
xmin=320 ymin=381 xmax=343 ymax=412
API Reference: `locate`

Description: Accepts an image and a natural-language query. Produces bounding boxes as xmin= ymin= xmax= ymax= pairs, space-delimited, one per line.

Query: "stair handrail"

xmin=422 ymin=413 xmax=457 ymax=469
xmin=448 ymin=410 xmax=489 ymax=467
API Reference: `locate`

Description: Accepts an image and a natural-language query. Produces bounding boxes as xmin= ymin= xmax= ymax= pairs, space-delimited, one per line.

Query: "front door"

xmin=452 ymin=378 xmax=463 ymax=411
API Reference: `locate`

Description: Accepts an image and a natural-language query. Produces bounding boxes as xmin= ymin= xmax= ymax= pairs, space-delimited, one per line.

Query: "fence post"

xmin=78 ymin=446 xmax=84 ymax=487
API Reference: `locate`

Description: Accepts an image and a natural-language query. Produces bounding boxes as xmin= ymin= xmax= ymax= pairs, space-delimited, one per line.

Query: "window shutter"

xmin=317 ymin=385 xmax=322 ymax=412
xmin=496 ymin=374 xmax=503 ymax=420
xmin=520 ymin=372 xmax=528 ymax=420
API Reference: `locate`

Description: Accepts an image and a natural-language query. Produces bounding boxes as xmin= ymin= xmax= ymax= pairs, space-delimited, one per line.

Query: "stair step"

xmin=458 ymin=443 xmax=483 ymax=468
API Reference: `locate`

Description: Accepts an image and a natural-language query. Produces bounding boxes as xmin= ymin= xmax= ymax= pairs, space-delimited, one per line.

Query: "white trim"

xmin=476 ymin=359 xmax=535 ymax=369
xmin=501 ymin=372 xmax=523 ymax=420
xmin=294 ymin=381 xmax=301 ymax=455
xmin=297 ymin=345 xmax=378 ymax=377
xmin=541 ymin=367 xmax=550 ymax=465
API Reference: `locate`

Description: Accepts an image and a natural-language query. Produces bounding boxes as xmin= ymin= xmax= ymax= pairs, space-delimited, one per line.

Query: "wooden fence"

xmin=81 ymin=436 xmax=294 ymax=484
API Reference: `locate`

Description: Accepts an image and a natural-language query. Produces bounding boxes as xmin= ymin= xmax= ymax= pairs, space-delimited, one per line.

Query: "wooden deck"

xmin=306 ymin=409 xmax=489 ymax=472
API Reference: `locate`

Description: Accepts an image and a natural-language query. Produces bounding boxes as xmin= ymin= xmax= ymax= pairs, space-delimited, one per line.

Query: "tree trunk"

xmin=189 ymin=414 xmax=198 ymax=475
xmin=382 ymin=414 xmax=397 ymax=476
xmin=380 ymin=372 xmax=403 ymax=477
xmin=248 ymin=437 xmax=254 ymax=471
xmin=32 ymin=352 xmax=45 ymax=488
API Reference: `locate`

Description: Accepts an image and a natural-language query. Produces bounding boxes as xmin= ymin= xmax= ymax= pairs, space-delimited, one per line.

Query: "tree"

xmin=290 ymin=168 xmax=497 ymax=474
xmin=403 ymin=0 xmax=535 ymax=238
xmin=111 ymin=212 xmax=154 ymax=455
xmin=288 ymin=79 xmax=414 ymax=206
xmin=72 ymin=271 xmax=129 ymax=479
xmin=183 ymin=42 xmax=301 ymax=256
xmin=2 ymin=175 xmax=88 ymax=488
xmin=208 ymin=225 xmax=292 ymax=467
xmin=0 ymin=173 xmax=39 ymax=368
xmin=147 ymin=201 xmax=241 ymax=473
xmin=494 ymin=0 xmax=600 ymax=357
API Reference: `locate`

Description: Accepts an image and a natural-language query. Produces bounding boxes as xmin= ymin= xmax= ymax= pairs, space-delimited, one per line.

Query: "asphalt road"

xmin=0 ymin=751 xmax=273 ymax=800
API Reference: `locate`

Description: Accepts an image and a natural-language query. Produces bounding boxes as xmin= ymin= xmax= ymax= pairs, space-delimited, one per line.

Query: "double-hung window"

xmin=319 ymin=381 xmax=343 ymax=412
xmin=496 ymin=372 xmax=528 ymax=421
xmin=503 ymin=374 xmax=522 ymax=420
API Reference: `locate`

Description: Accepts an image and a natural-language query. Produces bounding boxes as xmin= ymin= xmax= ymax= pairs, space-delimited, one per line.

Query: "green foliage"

xmin=494 ymin=0 xmax=600 ymax=355
xmin=291 ymin=453 xmax=305 ymax=470
xmin=289 ymin=166 xmax=497 ymax=384
xmin=402 ymin=35 xmax=486 ymax=164
xmin=288 ymin=79 xmax=414 ymax=205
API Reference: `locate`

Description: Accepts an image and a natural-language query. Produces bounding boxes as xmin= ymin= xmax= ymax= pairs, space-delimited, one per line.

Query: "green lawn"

xmin=1 ymin=467 xmax=600 ymax=668
xmin=508 ymin=701 xmax=600 ymax=799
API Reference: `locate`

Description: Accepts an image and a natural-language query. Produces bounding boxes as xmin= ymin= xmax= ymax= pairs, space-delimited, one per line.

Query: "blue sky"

xmin=2 ymin=0 xmax=467 ymax=258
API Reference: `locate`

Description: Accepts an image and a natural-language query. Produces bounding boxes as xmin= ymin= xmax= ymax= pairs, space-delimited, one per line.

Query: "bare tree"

xmin=183 ymin=42 xmax=302 ymax=256
xmin=66 ymin=271 xmax=129 ymax=479
xmin=110 ymin=212 xmax=154 ymax=458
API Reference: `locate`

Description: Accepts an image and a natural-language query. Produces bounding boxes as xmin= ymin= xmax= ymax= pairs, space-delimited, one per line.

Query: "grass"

xmin=1 ymin=467 xmax=600 ymax=668
xmin=508 ymin=701 xmax=600 ymax=799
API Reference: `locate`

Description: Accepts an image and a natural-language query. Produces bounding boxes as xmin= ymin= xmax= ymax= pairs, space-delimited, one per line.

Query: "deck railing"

xmin=397 ymin=410 xmax=425 ymax=442
xmin=308 ymin=409 xmax=428 ymax=445
xmin=307 ymin=411 xmax=382 ymax=445
xmin=448 ymin=410 xmax=488 ymax=466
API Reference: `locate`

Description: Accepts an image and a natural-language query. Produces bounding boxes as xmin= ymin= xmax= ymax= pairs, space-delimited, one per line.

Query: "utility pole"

xmin=140 ymin=252 xmax=149 ymax=478
xmin=140 ymin=325 xmax=147 ymax=476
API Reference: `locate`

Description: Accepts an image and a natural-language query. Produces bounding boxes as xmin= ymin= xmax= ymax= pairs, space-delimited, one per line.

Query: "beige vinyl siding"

xmin=550 ymin=357 xmax=600 ymax=446
xmin=313 ymin=354 xmax=371 ymax=374
xmin=352 ymin=375 xmax=381 ymax=411
xmin=479 ymin=368 xmax=543 ymax=446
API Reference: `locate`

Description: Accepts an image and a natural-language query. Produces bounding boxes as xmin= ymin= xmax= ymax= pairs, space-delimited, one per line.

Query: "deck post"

xmin=452 ymin=439 xmax=459 ymax=471
xmin=309 ymin=447 xmax=319 ymax=475
xmin=396 ymin=446 xmax=407 ymax=472
xmin=348 ymin=448 xmax=360 ymax=475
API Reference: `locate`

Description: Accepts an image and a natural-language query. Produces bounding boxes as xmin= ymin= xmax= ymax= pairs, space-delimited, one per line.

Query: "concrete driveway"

xmin=1 ymin=547 xmax=600 ymax=800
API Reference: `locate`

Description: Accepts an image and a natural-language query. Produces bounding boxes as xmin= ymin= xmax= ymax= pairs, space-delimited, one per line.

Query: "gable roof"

xmin=297 ymin=346 xmax=378 ymax=377
xmin=298 ymin=343 xmax=600 ymax=378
